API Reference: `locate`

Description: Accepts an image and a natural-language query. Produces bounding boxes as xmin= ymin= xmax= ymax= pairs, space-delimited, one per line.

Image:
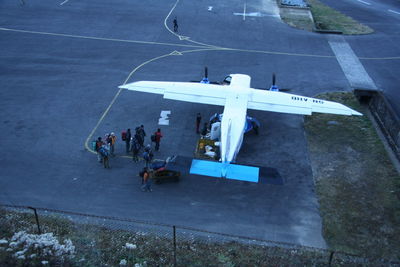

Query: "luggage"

xmin=121 ymin=131 xmax=127 ymax=141
xmin=91 ymin=140 xmax=97 ymax=151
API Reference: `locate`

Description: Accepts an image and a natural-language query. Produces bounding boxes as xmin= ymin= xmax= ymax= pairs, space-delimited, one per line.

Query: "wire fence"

xmin=0 ymin=204 xmax=398 ymax=266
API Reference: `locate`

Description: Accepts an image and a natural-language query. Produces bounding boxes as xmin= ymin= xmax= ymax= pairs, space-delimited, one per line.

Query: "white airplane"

xmin=119 ymin=73 xmax=362 ymax=178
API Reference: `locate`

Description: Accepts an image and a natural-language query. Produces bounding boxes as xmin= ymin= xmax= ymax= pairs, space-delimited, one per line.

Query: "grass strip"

xmin=0 ymin=207 xmax=394 ymax=266
xmin=308 ymin=0 xmax=373 ymax=34
xmin=304 ymin=92 xmax=400 ymax=261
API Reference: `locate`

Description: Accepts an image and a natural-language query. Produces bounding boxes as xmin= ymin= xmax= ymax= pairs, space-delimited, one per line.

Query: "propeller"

xmin=190 ymin=67 xmax=220 ymax=84
xmin=256 ymin=73 xmax=290 ymax=92
xmin=269 ymin=73 xmax=278 ymax=91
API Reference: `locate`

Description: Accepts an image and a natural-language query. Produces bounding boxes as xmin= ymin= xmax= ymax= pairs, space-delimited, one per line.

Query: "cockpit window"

xmin=223 ymin=76 xmax=232 ymax=85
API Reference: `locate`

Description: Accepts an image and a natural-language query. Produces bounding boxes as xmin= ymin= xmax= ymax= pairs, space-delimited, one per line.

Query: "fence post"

xmin=328 ymin=251 xmax=335 ymax=266
xmin=28 ymin=207 xmax=41 ymax=235
xmin=173 ymin=225 xmax=177 ymax=267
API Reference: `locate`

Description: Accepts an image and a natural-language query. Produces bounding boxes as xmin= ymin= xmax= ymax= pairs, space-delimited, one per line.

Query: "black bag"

xmin=151 ymin=134 xmax=156 ymax=142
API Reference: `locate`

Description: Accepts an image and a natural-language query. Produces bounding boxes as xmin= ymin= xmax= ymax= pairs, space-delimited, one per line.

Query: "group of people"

xmin=94 ymin=133 xmax=116 ymax=169
xmin=94 ymin=113 xmax=203 ymax=191
xmin=94 ymin=126 xmax=163 ymax=170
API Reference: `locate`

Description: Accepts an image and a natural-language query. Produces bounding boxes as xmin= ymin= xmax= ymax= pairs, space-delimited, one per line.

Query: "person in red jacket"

xmin=154 ymin=128 xmax=163 ymax=151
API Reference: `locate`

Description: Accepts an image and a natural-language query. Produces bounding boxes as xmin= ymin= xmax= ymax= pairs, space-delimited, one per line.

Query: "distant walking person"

xmin=196 ymin=113 xmax=202 ymax=133
xmin=154 ymin=128 xmax=163 ymax=151
xmin=141 ymin=168 xmax=152 ymax=192
xmin=125 ymin=128 xmax=132 ymax=153
xmin=173 ymin=17 xmax=178 ymax=32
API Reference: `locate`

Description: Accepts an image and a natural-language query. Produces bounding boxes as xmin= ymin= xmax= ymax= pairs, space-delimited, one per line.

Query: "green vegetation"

xmin=279 ymin=0 xmax=373 ymax=34
xmin=308 ymin=0 xmax=373 ymax=34
xmin=0 ymin=208 xmax=392 ymax=266
xmin=304 ymin=92 xmax=400 ymax=260
xmin=280 ymin=8 xmax=315 ymax=31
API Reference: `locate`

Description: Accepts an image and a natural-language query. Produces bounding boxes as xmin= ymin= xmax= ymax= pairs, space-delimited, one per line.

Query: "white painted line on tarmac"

xmin=243 ymin=1 xmax=246 ymax=21
xmin=60 ymin=0 xmax=69 ymax=5
xmin=357 ymin=0 xmax=371 ymax=5
xmin=233 ymin=12 xmax=278 ymax=17
xmin=388 ymin=9 xmax=400 ymax=15
xmin=329 ymin=36 xmax=377 ymax=90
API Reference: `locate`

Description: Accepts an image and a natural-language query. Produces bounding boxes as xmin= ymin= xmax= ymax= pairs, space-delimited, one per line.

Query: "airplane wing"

xmin=119 ymin=81 xmax=227 ymax=106
xmin=248 ymin=89 xmax=362 ymax=116
xmin=120 ymin=81 xmax=362 ymax=116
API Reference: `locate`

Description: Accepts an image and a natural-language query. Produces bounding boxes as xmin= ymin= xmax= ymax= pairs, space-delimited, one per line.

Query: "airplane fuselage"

xmin=220 ymin=74 xmax=251 ymax=165
xmin=120 ymin=71 xmax=362 ymax=179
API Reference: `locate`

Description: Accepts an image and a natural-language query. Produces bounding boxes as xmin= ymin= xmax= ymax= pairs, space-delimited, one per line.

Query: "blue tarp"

xmin=190 ymin=159 xmax=259 ymax=183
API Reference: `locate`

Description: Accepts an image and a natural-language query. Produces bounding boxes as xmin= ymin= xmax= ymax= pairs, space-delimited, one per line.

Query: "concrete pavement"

xmin=1 ymin=0 xmax=397 ymax=248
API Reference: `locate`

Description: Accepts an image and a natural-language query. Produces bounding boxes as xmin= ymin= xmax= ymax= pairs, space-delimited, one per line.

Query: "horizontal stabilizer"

xmin=190 ymin=159 xmax=259 ymax=182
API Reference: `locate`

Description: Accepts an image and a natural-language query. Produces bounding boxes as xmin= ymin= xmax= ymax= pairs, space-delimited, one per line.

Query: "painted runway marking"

xmin=2 ymin=27 xmax=398 ymax=60
xmin=388 ymin=9 xmax=400 ymax=15
xmin=170 ymin=50 xmax=183 ymax=56
xmin=60 ymin=0 xmax=69 ymax=5
xmin=233 ymin=12 xmax=279 ymax=17
xmin=208 ymin=6 xmax=213 ymax=11
xmin=329 ymin=36 xmax=377 ymax=90
xmin=357 ymin=0 xmax=371 ymax=5
xmin=163 ymin=0 xmax=218 ymax=48
xmin=0 ymin=27 xmax=205 ymax=49
xmin=159 ymin=111 xmax=171 ymax=125
xmin=243 ymin=1 xmax=247 ymax=21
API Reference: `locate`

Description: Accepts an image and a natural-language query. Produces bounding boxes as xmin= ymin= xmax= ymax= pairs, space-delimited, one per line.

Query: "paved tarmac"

xmin=0 ymin=0 xmax=398 ymax=248
xmin=319 ymin=0 xmax=400 ymax=114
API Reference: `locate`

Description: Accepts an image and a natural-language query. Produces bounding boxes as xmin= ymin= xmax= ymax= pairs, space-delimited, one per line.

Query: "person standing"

xmin=143 ymin=145 xmax=153 ymax=169
xmin=95 ymin=137 xmax=104 ymax=163
xmin=131 ymin=137 xmax=140 ymax=162
xmin=173 ymin=17 xmax=178 ymax=33
xmin=109 ymin=132 xmax=117 ymax=156
xmin=137 ymin=125 xmax=146 ymax=148
xmin=100 ymin=144 xmax=110 ymax=168
xmin=135 ymin=129 xmax=143 ymax=150
xmin=201 ymin=122 xmax=208 ymax=137
xmin=196 ymin=113 xmax=202 ymax=133
xmin=125 ymin=128 xmax=132 ymax=153
xmin=154 ymin=128 xmax=163 ymax=151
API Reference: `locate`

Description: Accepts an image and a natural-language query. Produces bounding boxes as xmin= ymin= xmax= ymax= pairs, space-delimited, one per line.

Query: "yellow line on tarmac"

xmin=84 ymin=87 xmax=124 ymax=154
xmin=123 ymin=53 xmax=174 ymax=85
xmin=3 ymin=27 xmax=398 ymax=60
xmin=0 ymin=27 xmax=205 ymax=49
xmin=220 ymin=47 xmax=336 ymax=59
xmin=84 ymin=47 xmax=220 ymax=154
xmin=124 ymin=48 xmax=221 ymax=84
xmin=359 ymin=56 xmax=400 ymax=60
xmin=163 ymin=0 xmax=220 ymax=48
xmin=84 ymin=53 xmax=174 ymax=153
